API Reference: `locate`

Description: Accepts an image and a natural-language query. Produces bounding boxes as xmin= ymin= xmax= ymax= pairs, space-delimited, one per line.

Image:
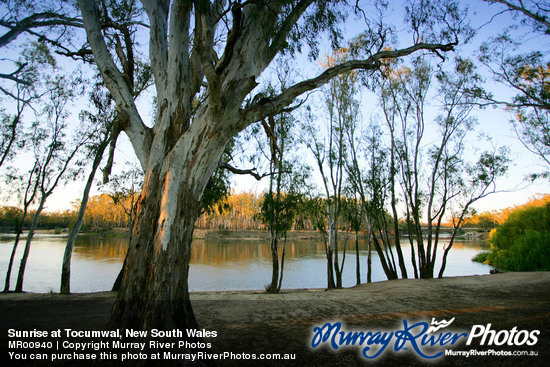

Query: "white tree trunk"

xmin=109 ymin=112 xmax=231 ymax=331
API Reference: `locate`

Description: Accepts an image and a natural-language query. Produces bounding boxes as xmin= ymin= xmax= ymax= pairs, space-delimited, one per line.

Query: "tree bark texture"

xmin=109 ymin=118 xmax=230 ymax=331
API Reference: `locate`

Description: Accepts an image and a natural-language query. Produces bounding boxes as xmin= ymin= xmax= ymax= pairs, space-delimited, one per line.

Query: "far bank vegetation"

xmin=5 ymin=192 xmax=548 ymax=235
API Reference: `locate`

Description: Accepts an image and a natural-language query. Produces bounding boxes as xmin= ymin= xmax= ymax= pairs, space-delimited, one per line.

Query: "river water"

xmin=0 ymin=233 xmax=493 ymax=293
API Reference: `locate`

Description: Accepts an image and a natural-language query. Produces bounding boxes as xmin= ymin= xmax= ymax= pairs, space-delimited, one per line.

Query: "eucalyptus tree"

xmin=302 ymin=48 xmax=361 ymax=288
xmin=0 ymin=1 xmax=84 ymax=167
xmin=2 ymin=162 xmax=39 ymax=292
xmin=60 ymin=86 xmax=115 ymax=295
xmin=379 ymin=57 xmax=509 ymax=279
xmin=340 ymin=188 xmax=363 ymax=285
xmin=76 ymin=0 xmax=462 ymax=331
xmin=0 ymin=42 xmax=58 ymax=169
xmin=1 ymin=42 xmax=58 ymax=292
xmin=58 ymin=0 xmax=153 ymax=294
xmin=14 ymin=75 xmax=92 ymax=292
xmin=259 ymin=110 xmax=310 ymax=293
xmin=345 ymin=120 xmax=401 ymax=281
xmin=476 ymin=0 xmax=550 ymax=178
xmin=240 ymin=61 xmax=311 ymax=293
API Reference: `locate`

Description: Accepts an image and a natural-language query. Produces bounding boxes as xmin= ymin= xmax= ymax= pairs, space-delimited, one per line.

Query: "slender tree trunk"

xmin=364 ymin=209 xmax=397 ymax=280
xmin=389 ymin=146 xmax=408 ymax=279
xmin=367 ymin=235 xmax=372 ymax=283
xmin=371 ymin=231 xmax=398 ymax=280
xmin=15 ymin=198 xmax=46 ymax=292
xmin=405 ymin=214 xmax=419 ymax=279
xmin=61 ymin=139 xmax=108 ymax=294
xmin=320 ymin=227 xmax=336 ymax=289
xmin=410 ymin=237 xmax=419 ymax=279
xmin=355 ymin=228 xmax=360 ymax=286
xmin=4 ymin=165 xmax=38 ymax=292
xmin=439 ymin=218 xmax=465 ymax=278
xmin=327 ymin=217 xmax=337 ymax=289
xmin=392 ymin=223 xmax=408 ymax=279
xmin=335 ymin=237 xmax=346 ymax=288
xmin=326 ymin=247 xmax=335 ymax=289
xmin=268 ymin=233 xmax=279 ymax=292
xmin=380 ymin=222 xmax=398 ymax=275
xmin=276 ymin=235 xmax=286 ymax=293
xmin=267 ymin=157 xmax=284 ymax=293
xmin=3 ymin=229 xmax=23 ymax=292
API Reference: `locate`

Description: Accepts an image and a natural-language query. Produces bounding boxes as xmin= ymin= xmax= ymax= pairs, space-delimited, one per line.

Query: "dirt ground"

xmin=1 ymin=272 xmax=549 ymax=366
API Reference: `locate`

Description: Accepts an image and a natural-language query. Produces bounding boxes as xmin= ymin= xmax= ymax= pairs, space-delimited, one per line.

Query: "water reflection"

xmin=73 ymin=235 xmax=128 ymax=262
xmin=0 ymin=234 xmax=493 ymax=293
xmin=190 ymin=239 xmax=327 ymax=265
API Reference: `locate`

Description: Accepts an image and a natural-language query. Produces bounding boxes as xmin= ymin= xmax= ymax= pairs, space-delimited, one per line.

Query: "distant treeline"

xmin=3 ymin=192 xmax=547 ymax=233
xmin=196 ymin=192 xmax=317 ymax=231
xmin=0 ymin=191 xmax=325 ymax=232
xmin=0 ymin=193 xmax=131 ymax=231
xmin=0 ymin=206 xmax=76 ymax=231
xmin=0 ymin=192 xmax=303 ymax=232
xmin=463 ymin=194 xmax=550 ymax=230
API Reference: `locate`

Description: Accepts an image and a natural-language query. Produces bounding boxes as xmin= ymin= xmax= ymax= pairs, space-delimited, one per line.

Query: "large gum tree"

xmin=76 ymin=0 xmax=458 ymax=332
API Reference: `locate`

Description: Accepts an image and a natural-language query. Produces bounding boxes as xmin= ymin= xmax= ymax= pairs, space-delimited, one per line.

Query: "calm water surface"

xmin=0 ymin=233 xmax=493 ymax=293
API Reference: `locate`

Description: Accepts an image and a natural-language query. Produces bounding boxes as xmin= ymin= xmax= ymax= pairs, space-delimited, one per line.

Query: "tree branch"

xmin=269 ymin=0 xmax=314 ymax=56
xmin=78 ymin=0 xmax=152 ymax=170
xmin=0 ymin=63 xmax=31 ymax=85
xmin=484 ymin=0 xmax=550 ymax=32
xmin=218 ymin=161 xmax=272 ymax=181
xmin=54 ymin=47 xmax=94 ymax=62
xmin=215 ymin=4 xmax=242 ymax=75
xmin=0 ymin=12 xmax=83 ymax=48
xmin=195 ymin=2 xmax=222 ymax=110
xmin=242 ymin=41 xmax=457 ymax=125
xmin=102 ymin=110 xmax=129 ymax=184
xmin=140 ymin=0 xmax=170 ymax=96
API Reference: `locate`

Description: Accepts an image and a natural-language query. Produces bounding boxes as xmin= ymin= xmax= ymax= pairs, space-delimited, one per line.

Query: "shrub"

xmin=478 ymin=203 xmax=550 ymax=271
xmin=472 ymin=251 xmax=489 ymax=263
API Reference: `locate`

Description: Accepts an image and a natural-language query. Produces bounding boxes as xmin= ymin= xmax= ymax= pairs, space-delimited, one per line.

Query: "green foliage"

xmin=476 ymin=15 xmax=550 ymax=177
xmin=0 ymin=206 xmax=77 ymax=230
xmin=201 ymin=167 xmax=231 ymax=215
xmin=201 ymin=139 xmax=234 ymax=215
xmin=482 ymin=203 xmax=550 ymax=271
xmin=0 ymin=206 xmax=23 ymax=228
xmin=261 ymin=190 xmax=303 ymax=234
xmin=472 ymin=251 xmax=489 ymax=263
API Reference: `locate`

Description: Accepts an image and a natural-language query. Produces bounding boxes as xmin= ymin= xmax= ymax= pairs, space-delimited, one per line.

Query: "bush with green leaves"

xmin=478 ymin=203 xmax=550 ymax=271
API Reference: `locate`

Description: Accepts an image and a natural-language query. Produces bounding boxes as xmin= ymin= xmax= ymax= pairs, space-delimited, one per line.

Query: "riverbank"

xmin=1 ymin=272 xmax=549 ymax=366
xmin=3 ymin=228 xmax=488 ymax=241
xmin=193 ymin=229 xmax=329 ymax=240
xmin=1 ymin=229 xmax=336 ymax=240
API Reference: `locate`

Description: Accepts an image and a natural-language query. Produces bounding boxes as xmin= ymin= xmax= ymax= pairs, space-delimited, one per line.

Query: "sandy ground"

xmin=1 ymin=272 xmax=549 ymax=366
